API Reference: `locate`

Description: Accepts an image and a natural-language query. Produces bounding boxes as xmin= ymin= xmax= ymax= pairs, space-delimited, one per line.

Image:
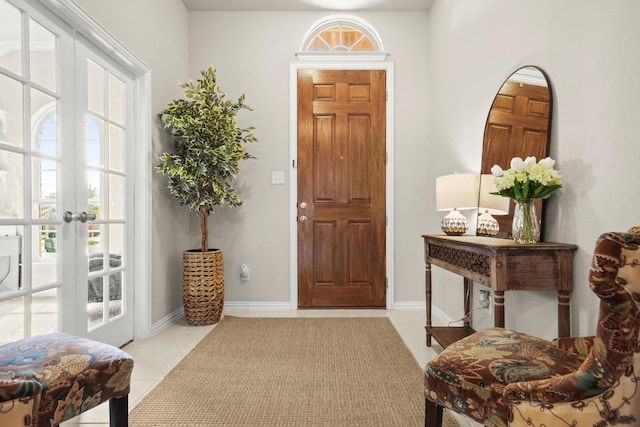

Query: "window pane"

xmin=0 ymin=233 xmax=22 ymax=295
xmin=87 ymin=59 xmax=104 ymax=115
xmin=109 ymin=174 xmax=124 ymax=219
xmin=31 ymin=288 xmax=58 ymax=336
xmin=109 ymin=124 xmax=123 ymax=172
xmin=0 ymin=149 xmax=24 ymax=219
xmin=35 ymin=114 xmax=56 ymax=156
xmin=109 ymin=73 xmax=124 ymax=124
xmin=32 ymin=224 xmax=57 ymax=288
xmin=32 ymin=157 xmax=57 ymax=219
xmin=109 ymin=223 xmax=124 ymax=259
xmin=87 ymin=169 xmax=102 ymax=218
xmin=29 ymin=18 xmax=57 ymax=92
xmin=88 ymin=223 xmax=103 ymax=258
xmin=31 ymin=89 xmax=56 ymax=151
xmin=0 ymin=295 xmax=24 ymax=344
xmin=86 ymin=114 xmax=103 ymax=167
xmin=87 ymin=275 xmax=104 ymax=329
xmin=0 ymin=74 xmax=24 ymax=147
xmin=0 ymin=0 xmax=23 ymax=76
xmin=108 ymin=273 xmax=122 ymax=320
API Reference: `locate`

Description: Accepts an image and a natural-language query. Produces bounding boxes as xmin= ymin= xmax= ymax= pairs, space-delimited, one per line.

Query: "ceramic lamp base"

xmin=477 ymin=210 xmax=500 ymax=236
xmin=441 ymin=210 xmax=468 ymax=236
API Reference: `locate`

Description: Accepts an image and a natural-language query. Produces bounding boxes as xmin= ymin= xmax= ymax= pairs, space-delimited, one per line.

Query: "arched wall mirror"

xmin=478 ymin=66 xmax=553 ymax=239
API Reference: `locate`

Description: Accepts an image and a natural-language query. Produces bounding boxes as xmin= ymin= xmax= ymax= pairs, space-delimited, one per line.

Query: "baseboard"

xmin=150 ymin=306 xmax=184 ymax=337
xmin=223 ymin=301 xmax=293 ymax=310
xmin=391 ymin=301 xmax=426 ymax=310
xmin=431 ymin=304 xmax=457 ymax=326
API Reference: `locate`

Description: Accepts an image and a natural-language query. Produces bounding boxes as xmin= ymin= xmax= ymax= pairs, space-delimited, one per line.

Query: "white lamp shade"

xmin=436 ymin=173 xmax=478 ymax=211
xmin=478 ymin=174 xmax=509 ymax=215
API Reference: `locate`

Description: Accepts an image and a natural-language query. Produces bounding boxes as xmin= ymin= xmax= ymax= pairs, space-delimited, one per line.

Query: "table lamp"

xmin=436 ymin=173 xmax=478 ymax=236
xmin=477 ymin=174 xmax=510 ymax=236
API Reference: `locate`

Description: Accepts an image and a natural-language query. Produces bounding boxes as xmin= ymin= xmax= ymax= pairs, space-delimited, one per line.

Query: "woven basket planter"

xmin=182 ymin=249 xmax=224 ymax=325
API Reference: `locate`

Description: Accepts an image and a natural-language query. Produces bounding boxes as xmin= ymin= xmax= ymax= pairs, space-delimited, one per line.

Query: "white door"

xmin=0 ymin=0 xmax=134 ymax=347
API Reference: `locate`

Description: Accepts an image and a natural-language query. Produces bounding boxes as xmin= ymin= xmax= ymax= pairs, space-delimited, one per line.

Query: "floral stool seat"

xmin=0 ymin=332 xmax=133 ymax=427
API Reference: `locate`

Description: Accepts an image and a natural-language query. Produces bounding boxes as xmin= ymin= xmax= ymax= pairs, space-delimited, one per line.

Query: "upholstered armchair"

xmin=424 ymin=229 xmax=640 ymax=426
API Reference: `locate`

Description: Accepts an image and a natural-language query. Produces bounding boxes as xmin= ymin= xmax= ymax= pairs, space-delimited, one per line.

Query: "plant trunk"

xmin=200 ymin=207 xmax=208 ymax=252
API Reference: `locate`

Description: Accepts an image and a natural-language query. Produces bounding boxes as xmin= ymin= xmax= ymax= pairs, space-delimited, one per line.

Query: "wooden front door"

xmin=297 ymin=69 xmax=386 ymax=308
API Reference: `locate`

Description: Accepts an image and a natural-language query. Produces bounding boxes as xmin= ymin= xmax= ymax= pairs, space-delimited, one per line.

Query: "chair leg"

xmin=425 ymin=398 xmax=443 ymax=427
xmin=109 ymin=395 xmax=129 ymax=427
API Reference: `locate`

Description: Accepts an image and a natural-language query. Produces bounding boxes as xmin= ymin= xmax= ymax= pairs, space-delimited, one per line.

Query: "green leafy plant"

xmin=157 ymin=66 xmax=257 ymax=252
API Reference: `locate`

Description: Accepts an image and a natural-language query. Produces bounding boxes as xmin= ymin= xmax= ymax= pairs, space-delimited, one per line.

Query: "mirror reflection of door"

xmin=479 ymin=66 xmax=552 ymax=239
xmin=0 ymin=0 xmax=134 ymax=347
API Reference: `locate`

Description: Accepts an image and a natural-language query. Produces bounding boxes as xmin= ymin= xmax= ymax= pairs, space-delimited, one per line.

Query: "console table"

xmin=423 ymin=234 xmax=577 ymax=348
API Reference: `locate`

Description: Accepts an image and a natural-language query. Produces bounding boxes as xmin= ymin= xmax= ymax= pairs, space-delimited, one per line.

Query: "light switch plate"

xmin=272 ymin=171 xmax=285 ymax=185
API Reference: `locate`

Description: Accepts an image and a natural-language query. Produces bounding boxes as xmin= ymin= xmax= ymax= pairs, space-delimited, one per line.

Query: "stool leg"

xmin=425 ymin=398 xmax=443 ymax=427
xmin=109 ymin=395 xmax=128 ymax=427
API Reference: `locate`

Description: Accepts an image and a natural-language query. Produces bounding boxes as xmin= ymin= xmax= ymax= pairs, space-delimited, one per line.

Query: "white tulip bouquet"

xmin=491 ymin=156 xmax=562 ymax=201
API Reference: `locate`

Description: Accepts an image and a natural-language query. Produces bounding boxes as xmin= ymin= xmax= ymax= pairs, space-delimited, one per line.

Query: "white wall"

xmin=75 ymin=0 xmax=192 ymax=323
xmin=428 ymin=0 xmax=640 ymax=339
xmin=188 ymin=11 xmax=430 ymax=304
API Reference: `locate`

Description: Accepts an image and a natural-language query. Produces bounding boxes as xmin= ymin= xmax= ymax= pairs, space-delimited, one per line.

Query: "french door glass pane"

xmin=32 ymin=224 xmax=57 ymax=288
xmin=0 ymin=0 xmax=22 ymax=77
xmin=0 ymin=231 xmax=22 ymax=295
xmin=108 ymin=124 xmax=123 ymax=172
xmin=109 ymin=174 xmax=124 ymax=219
xmin=109 ymin=223 xmax=123 ymax=257
xmin=0 ymin=295 xmax=24 ymax=345
xmin=86 ymin=114 xmax=103 ymax=167
xmin=29 ymin=17 xmax=57 ymax=92
xmin=31 ymin=288 xmax=58 ymax=335
xmin=0 ymin=74 xmax=25 ymax=147
xmin=108 ymin=273 xmax=122 ymax=320
xmin=87 ymin=59 xmax=104 ymax=115
xmin=0 ymin=149 xmax=24 ymax=219
xmin=87 ymin=169 xmax=102 ymax=216
xmin=30 ymin=89 xmax=56 ymax=149
xmin=32 ymin=157 xmax=57 ymax=219
xmin=108 ymin=74 xmax=124 ymax=124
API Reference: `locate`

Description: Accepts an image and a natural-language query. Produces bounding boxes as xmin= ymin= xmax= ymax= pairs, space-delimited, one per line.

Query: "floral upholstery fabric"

xmin=425 ymin=230 xmax=640 ymax=427
xmin=0 ymin=332 xmax=133 ymax=427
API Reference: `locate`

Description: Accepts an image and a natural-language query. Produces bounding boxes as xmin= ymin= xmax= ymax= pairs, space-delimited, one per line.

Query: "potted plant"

xmin=157 ymin=66 xmax=257 ymax=325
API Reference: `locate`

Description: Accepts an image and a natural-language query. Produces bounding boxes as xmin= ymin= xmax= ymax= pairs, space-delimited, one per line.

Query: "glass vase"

xmin=512 ymin=199 xmax=540 ymax=244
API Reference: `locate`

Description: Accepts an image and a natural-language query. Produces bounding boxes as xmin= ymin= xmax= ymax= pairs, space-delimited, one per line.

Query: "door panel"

xmin=297 ymin=69 xmax=386 ymax=308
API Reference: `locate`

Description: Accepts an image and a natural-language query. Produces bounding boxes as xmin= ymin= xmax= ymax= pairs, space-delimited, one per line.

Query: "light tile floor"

xmin=61 ymin=309 xmax=479 ymax=427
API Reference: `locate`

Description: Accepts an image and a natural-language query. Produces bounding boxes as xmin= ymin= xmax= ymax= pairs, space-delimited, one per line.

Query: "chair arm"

xmin=503 ymin=370 xmax=604 ymax=405
xmin=551 ymin=336 xmax=595 ymax=357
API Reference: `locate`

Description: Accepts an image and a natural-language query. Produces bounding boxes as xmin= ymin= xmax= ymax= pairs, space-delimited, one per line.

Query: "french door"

xmin=0 ymin=0 xmax=134 ymax=347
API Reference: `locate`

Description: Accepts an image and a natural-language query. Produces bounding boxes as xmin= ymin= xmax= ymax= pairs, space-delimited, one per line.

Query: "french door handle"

xmin=63 ymin=211 xmax=97 ymax=223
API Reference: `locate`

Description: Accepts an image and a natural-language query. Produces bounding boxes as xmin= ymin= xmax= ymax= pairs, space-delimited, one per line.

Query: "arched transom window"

xmin=298 ymin=15 xmax=387 ymax=61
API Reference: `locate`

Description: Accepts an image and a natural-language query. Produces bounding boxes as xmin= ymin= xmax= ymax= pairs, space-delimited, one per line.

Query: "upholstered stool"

xmin=0 ymin=332 xmax=133 ymax=427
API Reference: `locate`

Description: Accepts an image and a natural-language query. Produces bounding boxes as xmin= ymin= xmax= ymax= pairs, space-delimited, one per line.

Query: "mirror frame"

xmin=478 ymin=66 xmax=553 ymax=240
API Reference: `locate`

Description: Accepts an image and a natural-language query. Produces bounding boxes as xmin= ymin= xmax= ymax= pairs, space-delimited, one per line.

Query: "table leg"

xmin=463 ymin=278 xmax=473 ymax=328
xmin=494 ymin=291 xmax=505 ymax=328
xmin=558 ymin=290 xmax=571 ymax=337
xmin=425 ymin=263 xmax=432 ymax=347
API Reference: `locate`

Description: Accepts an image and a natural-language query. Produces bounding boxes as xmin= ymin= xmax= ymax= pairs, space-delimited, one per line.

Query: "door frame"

xmin=289 ymin=61 xmax=395 ymax=309
xmin=42 ymin=0 xmax=152 ymax=340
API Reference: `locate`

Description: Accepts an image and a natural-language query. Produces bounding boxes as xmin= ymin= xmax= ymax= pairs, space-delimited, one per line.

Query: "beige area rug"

xmin=130 ymin=316 xmax=458 ymax=426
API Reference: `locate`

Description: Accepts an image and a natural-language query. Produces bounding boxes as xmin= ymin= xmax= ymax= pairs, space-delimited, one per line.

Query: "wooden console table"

xmin=423 ymin=234 xmax=577 ymax=348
